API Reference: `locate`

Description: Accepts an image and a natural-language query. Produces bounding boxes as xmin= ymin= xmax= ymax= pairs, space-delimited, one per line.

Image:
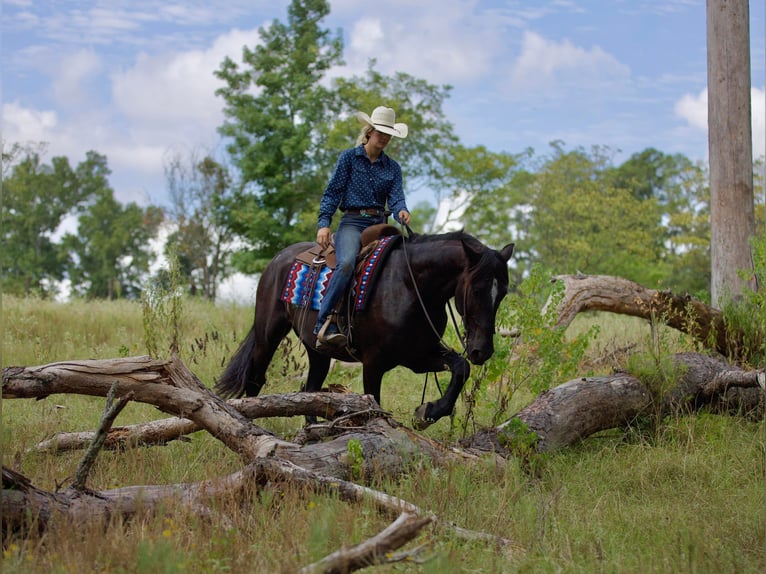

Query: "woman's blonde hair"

xmin=356 ymin=125 xmax=375 ymax=146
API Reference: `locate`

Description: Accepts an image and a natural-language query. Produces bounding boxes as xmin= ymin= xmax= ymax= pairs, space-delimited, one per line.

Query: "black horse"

xmin=215 ymin=230 xmax=514 ymax=428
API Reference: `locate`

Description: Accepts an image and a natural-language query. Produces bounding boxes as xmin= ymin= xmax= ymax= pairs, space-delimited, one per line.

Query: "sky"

xmin=2 ymin=0 xmax=765 ymax=299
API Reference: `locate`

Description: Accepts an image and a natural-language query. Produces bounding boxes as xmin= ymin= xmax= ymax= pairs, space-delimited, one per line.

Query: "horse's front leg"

xmin=413 ymin=349 xmax=470 ymax=430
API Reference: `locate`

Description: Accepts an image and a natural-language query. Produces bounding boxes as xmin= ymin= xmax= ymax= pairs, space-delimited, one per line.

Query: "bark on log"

xmin=462 ymin=353 xmax=764 ymax=454
xmin=550 ymin=274 xmax=742 ymax=358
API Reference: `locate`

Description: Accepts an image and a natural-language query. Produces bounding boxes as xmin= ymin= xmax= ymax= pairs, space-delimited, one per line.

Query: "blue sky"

xmin=2 ymin=0 xmax=765 ymax=211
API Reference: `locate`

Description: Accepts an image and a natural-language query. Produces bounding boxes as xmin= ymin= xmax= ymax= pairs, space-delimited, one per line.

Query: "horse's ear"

xmin=500 ymin=243 xmax=515 ymax=262
xmin=462 ymin=239 xmax=485 ymax=266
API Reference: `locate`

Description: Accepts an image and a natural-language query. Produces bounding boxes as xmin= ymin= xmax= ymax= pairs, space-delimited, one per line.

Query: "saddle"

xmin=281 ymin=224 xmax=402 ymax=313
xmin=293 ymin=223 xmax=401 ymax=272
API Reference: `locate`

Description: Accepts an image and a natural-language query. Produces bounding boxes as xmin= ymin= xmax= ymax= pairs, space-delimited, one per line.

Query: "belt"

xmin=344 ymin=208 xmax=385 ymax=217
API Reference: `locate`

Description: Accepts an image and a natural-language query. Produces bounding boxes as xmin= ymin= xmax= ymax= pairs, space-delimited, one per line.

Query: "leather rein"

xmin=400 ymin=224 xmax=468 ymax=357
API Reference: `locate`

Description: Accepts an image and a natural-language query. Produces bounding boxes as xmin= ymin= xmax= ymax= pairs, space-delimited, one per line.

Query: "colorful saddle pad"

xmin=280 ymin=234 xmax=401 ymax=311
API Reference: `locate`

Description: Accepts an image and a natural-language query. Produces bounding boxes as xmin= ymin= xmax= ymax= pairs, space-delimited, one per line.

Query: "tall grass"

xmin=2 ymin=295 xmax=765 ymax=573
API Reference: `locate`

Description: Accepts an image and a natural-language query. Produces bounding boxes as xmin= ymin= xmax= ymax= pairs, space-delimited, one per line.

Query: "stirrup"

xmin=316 ymin=315 xmax=347 ymax=347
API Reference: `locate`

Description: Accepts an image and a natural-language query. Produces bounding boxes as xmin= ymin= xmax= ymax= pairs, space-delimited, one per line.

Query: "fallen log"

xmin=463 ymin=352 xmax=764 ymax=454
xmin=2 ymin=355 xmax=517 ymax=561
xmin=4 ymin=350 xmax=762 ymax=567
xmin=550 ymin=274 xmax=742 ymax=358
xmin=28 ymin=392 xmax=384 ymax=454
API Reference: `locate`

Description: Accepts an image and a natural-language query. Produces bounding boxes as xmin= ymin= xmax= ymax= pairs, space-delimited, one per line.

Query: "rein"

xmin=399 ymin=225 xmax=469 ymax=406
xmin=400 ymin=224 xmax=467 ymax=355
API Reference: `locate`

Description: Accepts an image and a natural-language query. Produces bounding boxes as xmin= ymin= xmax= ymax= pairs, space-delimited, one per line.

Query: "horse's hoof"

xmin=413 ymin=404 xmax=435 ymax=430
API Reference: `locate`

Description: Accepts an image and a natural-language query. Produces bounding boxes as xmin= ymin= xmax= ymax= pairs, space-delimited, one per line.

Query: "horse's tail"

xmin=214 ymin=324 xmax=257 ymax=399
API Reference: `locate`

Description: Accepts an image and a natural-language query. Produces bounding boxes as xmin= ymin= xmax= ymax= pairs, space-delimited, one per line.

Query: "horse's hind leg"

xmin=245 ymin=310 xmax=292 ymax=396
xmin=413 ymin=349 xmax=470 ymax=429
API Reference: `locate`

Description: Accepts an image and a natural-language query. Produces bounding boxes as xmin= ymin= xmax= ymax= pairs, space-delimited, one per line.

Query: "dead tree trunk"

xmin=463 ymin=352 xmax=764 ymax=454
xmin=549 ymin=274 xmax=750 ymax=359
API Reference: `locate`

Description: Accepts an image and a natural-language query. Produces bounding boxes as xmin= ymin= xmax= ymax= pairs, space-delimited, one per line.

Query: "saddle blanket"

xmin=281 ymin=234 xmax=400 ymax=311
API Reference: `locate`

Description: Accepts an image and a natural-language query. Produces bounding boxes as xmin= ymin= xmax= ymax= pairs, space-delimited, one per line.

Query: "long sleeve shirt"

xmin=317 ymin=145 xmax=408 ymax=229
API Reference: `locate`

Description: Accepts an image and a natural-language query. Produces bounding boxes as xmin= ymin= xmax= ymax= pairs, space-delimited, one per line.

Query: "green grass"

xmin=2 ymin=296 xmax=765 ymax=573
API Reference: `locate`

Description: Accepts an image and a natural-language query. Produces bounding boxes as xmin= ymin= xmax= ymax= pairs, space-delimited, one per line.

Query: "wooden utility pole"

xmin=707 ymin=0 xmax=756 ymax=307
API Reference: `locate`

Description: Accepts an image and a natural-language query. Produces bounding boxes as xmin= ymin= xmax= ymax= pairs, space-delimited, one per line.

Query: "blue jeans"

xmin=314 ymin=213 xmax=385 ymax=333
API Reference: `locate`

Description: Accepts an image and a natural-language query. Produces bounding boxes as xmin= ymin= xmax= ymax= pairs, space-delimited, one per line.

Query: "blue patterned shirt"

xmin=317 ymin=145 xmax=408 ymax=229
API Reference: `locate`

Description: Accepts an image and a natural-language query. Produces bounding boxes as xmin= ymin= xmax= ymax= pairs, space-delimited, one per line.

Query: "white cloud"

xmin=675 ymin=87 xmax=766 ymax=159
xmin=507 ymin=30 xmax=630 ymax=98
xmin=342 ymin=3 xmax=499 ymax=84
xmin=53 ymin=49 xmax=103 ymax=108
xmin=2 ymin=101 xmax=59 ymax=141
xmin=111 ymin=27 xmax=261 ymax=137
xmin=674 ymin=88 xmax=708 ymax=130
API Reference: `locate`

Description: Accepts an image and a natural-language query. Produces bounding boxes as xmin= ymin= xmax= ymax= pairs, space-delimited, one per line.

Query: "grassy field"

xmin=2 ymin=295 xmax=765 ymax=573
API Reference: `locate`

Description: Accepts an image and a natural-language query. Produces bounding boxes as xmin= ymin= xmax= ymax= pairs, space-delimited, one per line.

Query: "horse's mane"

xmin=407 ymin=229 xmax=498 ymax=270
xmin=408 ymin=229 xmax=475 ymax=245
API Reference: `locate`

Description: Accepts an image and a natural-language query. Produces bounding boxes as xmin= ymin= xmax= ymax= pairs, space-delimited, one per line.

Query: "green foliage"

xmin=461 ymin=265 xmax=599 ymax=429
xmin=63 ymin=184 xmax=163 ymax=300
xmin=1 ymin=146 xmax=163 ymax=300
xmin=720 ymin=232 xmax=766 ymax=366
xmin=2 ymin=148 xmax=89 ymax=297
xmin=136 ymin=538 xmax=188 ymax=574
xmin=497 ymin=417 xmax=539 ymax=459
xmin=215 ymin=0 xmax=459 ymax=270
xmin=346 ymin=438 xmax=364 ymax=481
xmin=215 ymin=0 xmax=343 ymax=270
xmin=527 ymin=143 xmax=665 ymax=285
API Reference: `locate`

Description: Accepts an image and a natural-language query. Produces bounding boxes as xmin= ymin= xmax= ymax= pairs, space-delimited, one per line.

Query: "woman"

xmin=314 ymin=105 xmax=412 ymax=347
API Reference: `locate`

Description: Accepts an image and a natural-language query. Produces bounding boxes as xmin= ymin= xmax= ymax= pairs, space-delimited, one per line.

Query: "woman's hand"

xmin=316 ymin=227 xmax=332 ymax=249
xmin=397 ymin=210 xmax=411 ymax=226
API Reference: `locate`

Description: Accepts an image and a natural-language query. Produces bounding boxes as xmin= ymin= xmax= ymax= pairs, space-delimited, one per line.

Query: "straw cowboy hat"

xmin=356 ymin=106 xmax=408 ymax=138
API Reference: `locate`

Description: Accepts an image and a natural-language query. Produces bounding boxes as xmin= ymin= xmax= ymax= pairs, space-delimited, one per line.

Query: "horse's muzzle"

xmin=468 ymin=345 xmax=493 ymax=365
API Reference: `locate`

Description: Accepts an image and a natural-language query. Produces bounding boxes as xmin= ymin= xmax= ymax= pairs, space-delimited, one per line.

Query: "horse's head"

xmin=455 ymin=238 xmax=515 ymax=365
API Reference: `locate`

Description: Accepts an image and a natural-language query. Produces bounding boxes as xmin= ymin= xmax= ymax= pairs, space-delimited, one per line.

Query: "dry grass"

xmin=2 ymin=296 xmax=765 ymax=573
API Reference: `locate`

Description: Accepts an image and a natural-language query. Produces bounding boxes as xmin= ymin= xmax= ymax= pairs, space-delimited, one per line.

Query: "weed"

xmin=346 ymin=438 xmax=364 ymax=481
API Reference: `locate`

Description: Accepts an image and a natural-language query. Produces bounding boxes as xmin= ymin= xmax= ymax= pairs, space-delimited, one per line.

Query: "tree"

xmin=1 ymin=148 xmax=99 ymax=297
xmin=527 ymin=143 xmax=661 ymax=285
xmin=215 ymin=1 xmax=460 ymax=272
xmin=215 ymin=0 xmax=343 ymax=272
xmin=61 ymin=157 xmax=163 ymax=299
xmin=707 ymin=0 xmax=756 ymax=306
xmin=163 ymin=150 xmax=236 ymax=300
xmin=612 ymin=148 xmax=712 ymax=295
xmin=445 ymin=144 xmax=533 ymax=284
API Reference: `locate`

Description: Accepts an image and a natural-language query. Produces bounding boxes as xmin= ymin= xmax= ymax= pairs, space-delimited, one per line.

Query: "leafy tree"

xmin=527 ymin=142 xmax=661 ymax=285
xmin=62 ymin=187 xmax=163 ymax=300
xmin=613 ymin=148 xmax=711 ymax=295
xmin=445 ymin=144 xmax=533 ymax=285
xmin=215 ymin=1 xmax=460 ymax=271
xmin=1 ymin=148 xmax=99 ymax=297
xmin=215 ymin=0 xmax=343 ymax=272
xmin=163 ymin=151 xmax=236 ymax=299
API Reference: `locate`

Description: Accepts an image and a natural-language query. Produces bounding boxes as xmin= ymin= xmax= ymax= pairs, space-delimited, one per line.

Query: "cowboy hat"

xmin=356 ymin=106 xmax=408 ymax=138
